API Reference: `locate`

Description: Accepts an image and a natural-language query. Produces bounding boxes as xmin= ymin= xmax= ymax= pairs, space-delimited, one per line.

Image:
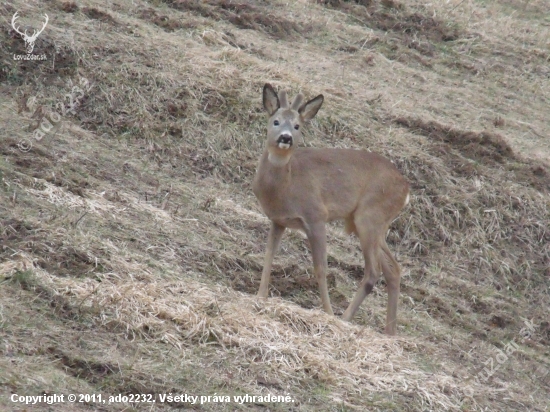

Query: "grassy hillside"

xmin=1 ymin=0 xmax=549 ymax=410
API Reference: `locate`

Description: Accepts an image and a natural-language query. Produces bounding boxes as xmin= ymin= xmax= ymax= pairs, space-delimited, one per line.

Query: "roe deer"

xmin=252 ymin=84 xmax=410 ymax=335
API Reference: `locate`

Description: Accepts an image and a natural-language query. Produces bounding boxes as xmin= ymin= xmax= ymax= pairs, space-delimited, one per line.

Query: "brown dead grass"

xmin=1 ymin=0 xmax=549 ymax=411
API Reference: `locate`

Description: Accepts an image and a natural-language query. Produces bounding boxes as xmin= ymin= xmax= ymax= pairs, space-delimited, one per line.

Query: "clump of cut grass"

xmin=0 ymin=259 xmax=482 ymax=409
xmin=8 ymin=269 xmax=38 ymax=289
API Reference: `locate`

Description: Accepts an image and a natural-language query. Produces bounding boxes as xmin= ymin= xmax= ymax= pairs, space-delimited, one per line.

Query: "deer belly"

xmin=273 ymin=217 xmax=304 ymax=230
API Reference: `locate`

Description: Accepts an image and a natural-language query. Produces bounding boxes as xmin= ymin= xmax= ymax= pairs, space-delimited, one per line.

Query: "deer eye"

xmin=294 ymin=124 xmax=300 ymax=130
xmin=273 ymin=120 xmax=280 ymax=126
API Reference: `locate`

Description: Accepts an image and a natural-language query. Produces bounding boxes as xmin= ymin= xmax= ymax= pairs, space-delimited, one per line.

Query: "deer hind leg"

xmin=342 ymin=214 xmax=383 ymax=322
xmin=380 ymin=240 xmax=401 ymax=335
xmin=258 ymin=222 xmax=285 ymax=298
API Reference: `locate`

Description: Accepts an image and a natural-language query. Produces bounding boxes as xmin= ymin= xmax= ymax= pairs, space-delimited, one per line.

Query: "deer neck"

xmin=255 ymin=149 xmax=293 ymax=195
xmin=267 ymin=150 xmax=291 ymax=167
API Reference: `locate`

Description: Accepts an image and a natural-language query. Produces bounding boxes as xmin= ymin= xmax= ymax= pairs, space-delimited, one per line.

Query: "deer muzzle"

xmin=276 ymin=134 xmax=293 ymax=149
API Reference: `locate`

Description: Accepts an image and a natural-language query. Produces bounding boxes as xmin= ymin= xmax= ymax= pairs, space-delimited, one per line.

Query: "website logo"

xmin=11 ymin=12 xmax=48 ymax=60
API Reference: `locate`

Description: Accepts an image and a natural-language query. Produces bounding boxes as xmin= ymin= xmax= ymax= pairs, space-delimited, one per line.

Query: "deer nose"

xmin=277 ymin=134 xmax=293 ymax=148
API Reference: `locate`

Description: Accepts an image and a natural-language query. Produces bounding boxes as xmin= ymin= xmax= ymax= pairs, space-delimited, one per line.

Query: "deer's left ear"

xmin=299 ymin=94 xmax=324 ymax=122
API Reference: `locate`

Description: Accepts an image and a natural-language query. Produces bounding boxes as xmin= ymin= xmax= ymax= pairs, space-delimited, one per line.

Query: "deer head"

xmin=262 ymin=84 xmax=324 ymax=165
xmin=11 ymin=12 xmax=49 ymax=54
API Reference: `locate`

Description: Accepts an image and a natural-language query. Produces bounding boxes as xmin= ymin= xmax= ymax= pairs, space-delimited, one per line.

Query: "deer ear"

xmin=263 ymin=84 xmax=280 ymax=116
xmin=298 ymin=94 xmax=324 ymax=122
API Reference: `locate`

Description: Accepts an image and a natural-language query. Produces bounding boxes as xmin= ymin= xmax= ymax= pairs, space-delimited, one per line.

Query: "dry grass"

xmin=1 ymin=0 xmax=549 ymax=411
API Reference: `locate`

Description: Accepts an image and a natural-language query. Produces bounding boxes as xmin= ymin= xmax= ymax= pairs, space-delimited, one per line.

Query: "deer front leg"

xmin=258 ymin=221 xmax=285 ymax=298
xmin=381 ymin=242 xmax=401 ymax=336
xmin=306 ymin=222 xmax=334 ymax=316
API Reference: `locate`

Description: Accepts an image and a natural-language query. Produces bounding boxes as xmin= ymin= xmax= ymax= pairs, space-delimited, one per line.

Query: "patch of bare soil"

xmin=82 ymin=7 xmax=117 ymax=23
xmin=137 ymin=8 xmax=197 ymax=31
xmin=328 ymin=258 xmax=364 ymax=280
xmin=402 ymin=283 xmax=523 ymax=337
xmin=59 ymin=1 xmax=79 ymax=13
xmin=320 ymin=0 xmax=462 ymax=60
xmin=47 ymin=347 xmax=121 ymax=384
xmin=164 ymin=0 xmax=307 ymax=39
xmin=394 ymin=116 xmax=550 ymax=193
xmin=35 ymin=244 xmax=104 ymax=278
xmin=220 ymin=252 xmax=334 ymax=310
xmin=319 ymin=0 xmax=377 ymax=9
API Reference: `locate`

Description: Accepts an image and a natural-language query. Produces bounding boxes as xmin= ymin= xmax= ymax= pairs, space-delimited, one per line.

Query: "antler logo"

xmin=11 ymin=12 xmax=49 ymax=54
